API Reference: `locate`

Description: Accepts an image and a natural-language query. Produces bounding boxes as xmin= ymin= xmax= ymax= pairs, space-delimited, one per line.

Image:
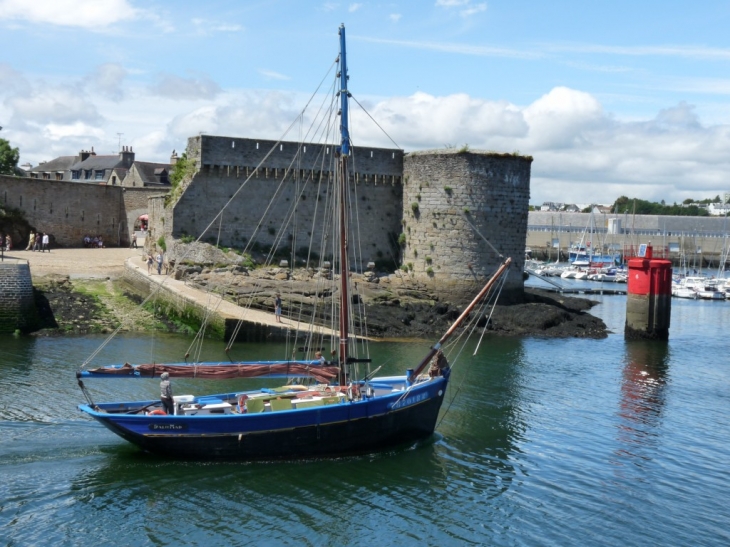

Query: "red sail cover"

xmin=86 ymin=362 xmax=340 ymax=384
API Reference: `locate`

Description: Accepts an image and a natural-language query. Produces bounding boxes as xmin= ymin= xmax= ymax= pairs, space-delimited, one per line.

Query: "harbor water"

xmin=1 ymin=295 xmax=729 ymax=546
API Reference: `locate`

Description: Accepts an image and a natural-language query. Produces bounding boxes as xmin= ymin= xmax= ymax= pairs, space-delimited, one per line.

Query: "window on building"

xmin=55 ymin=173 xmax=63 ymax=180
xmin=71 ymin=170 xmax=80 ymax=180
xmin=43 ymin=173 xmax=50 ymax=180
xmin=84 ymin=170 xmax=92 ymax=179
xmin=95 ymin=170 xmax=104 ymax=180
xmin=111 ymin=176 xmax=117 ymax=185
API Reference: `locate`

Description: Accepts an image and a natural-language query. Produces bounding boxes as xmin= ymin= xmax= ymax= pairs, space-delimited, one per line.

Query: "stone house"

xmin=28 ymin=146 xmax=174 ymax=188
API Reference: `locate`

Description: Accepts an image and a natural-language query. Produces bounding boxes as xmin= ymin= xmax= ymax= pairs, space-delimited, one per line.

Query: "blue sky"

xmin=1 ymin=0 xmax=730 ymax=206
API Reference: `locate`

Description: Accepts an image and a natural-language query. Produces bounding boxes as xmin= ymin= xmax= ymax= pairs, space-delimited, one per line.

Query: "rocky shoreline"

xmin=176 ymin=264 xmax=608 ymax=340
xmin=26 ymin=249 xmax=608 ymax=339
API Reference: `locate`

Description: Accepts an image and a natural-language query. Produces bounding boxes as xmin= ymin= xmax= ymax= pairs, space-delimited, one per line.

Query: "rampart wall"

xmin=0 ymin=175 xmax=164 ymax=247
xmin=168 ymin=136 xmax=404 ymax=268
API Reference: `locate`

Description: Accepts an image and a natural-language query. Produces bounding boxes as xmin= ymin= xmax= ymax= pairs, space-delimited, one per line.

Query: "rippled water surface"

xmin=2 ymin=296 xmax=729 ymax=546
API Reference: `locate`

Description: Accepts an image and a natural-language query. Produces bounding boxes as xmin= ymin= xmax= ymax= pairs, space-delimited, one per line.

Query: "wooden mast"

xmin=337 ymin=24 xmax=351 ymax=386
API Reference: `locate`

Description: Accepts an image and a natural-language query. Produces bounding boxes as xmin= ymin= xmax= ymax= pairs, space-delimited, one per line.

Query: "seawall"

xmin=0 ymin=261 xmax=38 ymax=333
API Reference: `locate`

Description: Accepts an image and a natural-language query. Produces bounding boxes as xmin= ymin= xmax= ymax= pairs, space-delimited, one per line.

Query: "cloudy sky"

xmin=1 ymin=0 xmax=729 ymax=206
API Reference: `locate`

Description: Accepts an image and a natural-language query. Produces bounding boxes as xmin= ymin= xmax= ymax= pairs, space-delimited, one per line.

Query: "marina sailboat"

xmin=76 ymin=25 xmax=513 ymax=460
xmin=569 ymin=210 xmax=620 ymax=267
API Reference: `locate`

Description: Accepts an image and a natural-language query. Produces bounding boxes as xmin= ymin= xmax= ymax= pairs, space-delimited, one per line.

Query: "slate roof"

xmin=134 ymin=162 xmax=170 ymax=184
xmin=30 ymin=156 xmax=78 ymax=173
xmin=69 ymin=155 xmax=128 ymax=171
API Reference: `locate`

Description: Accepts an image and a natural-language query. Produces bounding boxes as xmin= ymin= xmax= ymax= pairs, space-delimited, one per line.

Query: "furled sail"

xmin=79 ymin=361 xmax=340 ymax=384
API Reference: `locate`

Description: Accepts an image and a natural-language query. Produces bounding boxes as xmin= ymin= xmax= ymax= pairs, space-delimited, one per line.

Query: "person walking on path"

xmin=147 ymin=254 xmax=153 ymax=274
xmin=156 ymin=252 xmax=163 ymax=275
xmin=41 ymin=232 xmax=50 ymax=252
xmin=33 ymin=233 xmax=41 ymax=251
xmin=274 ymin=293 xmax=282 ymax=323
xmin=26 ymin=232 xmax=35 ymax=251
xmin=130 ymin=233 xmax=137 ymax=249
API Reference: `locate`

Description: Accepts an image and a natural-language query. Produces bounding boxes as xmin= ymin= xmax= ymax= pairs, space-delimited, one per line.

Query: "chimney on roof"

xmin=91 ymin=146 xmax=96 ymax=155
xmin=170 ymin=149 xmax=178 ymax=165
xmin=78 ymin=149 xmax=91 ymax=162
xmin=120 ymin=145 xmax=135 ymax=167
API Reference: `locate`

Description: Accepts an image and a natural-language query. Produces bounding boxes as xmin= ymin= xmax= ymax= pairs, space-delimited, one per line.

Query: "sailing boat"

xmin=76 ymin=25 xmax=512 ymax=460
xmin=569 ymin=210 xmax=619 ymax=268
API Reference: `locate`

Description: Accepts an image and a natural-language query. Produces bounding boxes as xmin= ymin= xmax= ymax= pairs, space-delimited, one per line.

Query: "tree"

xmin=0 ymin=139 xmax=20 ymax=176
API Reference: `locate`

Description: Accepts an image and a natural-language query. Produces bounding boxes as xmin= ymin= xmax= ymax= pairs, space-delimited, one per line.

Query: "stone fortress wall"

xmin=1 ymin=137 xmax=535 ymax=304
xmin=0 ymin=174 xmax=164 ymax=247
xmin=403 ymin=151 xmax=532 ymax=300
xmin=166 ymin=136 xmax=405 ymax=269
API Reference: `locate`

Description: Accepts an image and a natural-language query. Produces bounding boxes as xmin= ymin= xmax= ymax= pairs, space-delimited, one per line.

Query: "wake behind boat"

xmin=77 ymin=25 xmax=514 ymax=460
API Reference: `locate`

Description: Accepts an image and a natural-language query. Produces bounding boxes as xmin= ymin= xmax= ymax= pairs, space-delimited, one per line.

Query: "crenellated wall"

xmin=168 ymin=136 xmax=404 ymax=268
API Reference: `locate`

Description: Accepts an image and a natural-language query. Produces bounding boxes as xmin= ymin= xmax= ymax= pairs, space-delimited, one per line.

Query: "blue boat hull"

xmin=79 ymin=376 xmax=448 ymax=460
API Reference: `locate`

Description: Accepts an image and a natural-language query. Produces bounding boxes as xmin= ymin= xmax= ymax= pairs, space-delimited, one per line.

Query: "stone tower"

xmin=402 ymin=149 xmax=532 ymax=303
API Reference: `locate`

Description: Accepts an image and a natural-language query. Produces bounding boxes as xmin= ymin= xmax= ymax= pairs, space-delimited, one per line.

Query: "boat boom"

xmin=410 ymin=257 xmax=512 ymax=380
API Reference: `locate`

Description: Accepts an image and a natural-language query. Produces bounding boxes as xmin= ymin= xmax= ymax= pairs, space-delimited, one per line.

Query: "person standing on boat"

xmin=315 ymin=351 xmax=326 ymax=365
xmin=274 ymin=293 xmax=282 ymax=323
xmin=160 ymin=372 xmax=174 ymax=414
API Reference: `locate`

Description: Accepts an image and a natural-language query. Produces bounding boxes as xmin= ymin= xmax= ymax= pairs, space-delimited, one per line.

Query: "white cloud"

xmin=349 ymin=3 xmax=362 ymax=12
xmin=148 ymin=73 xmax=222 ymax=100
xmin=358 ymin=36 xmax=544 ymax=60
xmin=435 ymin=0 xmax=487 ymax=17
xmin=44 ymin=121 xmax=105 ymax=140
xmin=5 ymin=67 xmax=730 ymax=206
xmin=0 ymin=0 xmax=137 ymax=28
xmin=0 ymin=63 xmax=31 ymax=95
xmin=192 ymin=17 xmax=242 ymax=34
xmin=7 ymin=87 xmax=103 ymax=127
xmin=460 ymin=3 xmax=486 ymax=16
xmin=545 ymin=43 xmax=730 ymax=61
xmin=389 ymin=13 xmax=402 ymax=23
xmin=86 ymin=63 xmax=128 ymax=101
xmin=258 ymin=69 xmax=291 ymax=81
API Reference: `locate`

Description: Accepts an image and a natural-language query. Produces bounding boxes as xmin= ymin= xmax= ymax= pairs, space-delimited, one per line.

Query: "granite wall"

xmin=0 ymin=262 xmax=37 ymax=333
xmin=403 ymin=150 xmax=532 ymax=302
xmin=0 ymin=174 xmax=164 ymax=247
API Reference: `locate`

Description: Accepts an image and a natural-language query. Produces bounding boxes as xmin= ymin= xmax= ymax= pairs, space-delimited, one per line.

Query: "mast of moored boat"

xmin=337 ymin=23 xmax=351 ymax=385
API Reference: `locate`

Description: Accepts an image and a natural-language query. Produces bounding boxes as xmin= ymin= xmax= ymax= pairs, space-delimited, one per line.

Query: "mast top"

xmin=338 ymin=24 xmax=351 ymax=157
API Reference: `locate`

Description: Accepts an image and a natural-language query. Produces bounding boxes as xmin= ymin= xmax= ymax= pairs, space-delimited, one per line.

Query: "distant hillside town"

xmin=535 ymin=198 xmax=730 ymax=217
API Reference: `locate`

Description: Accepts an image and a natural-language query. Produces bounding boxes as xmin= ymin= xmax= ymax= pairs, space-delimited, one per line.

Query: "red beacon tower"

xmin=625 ymin=243 xmax=672 ymax=340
